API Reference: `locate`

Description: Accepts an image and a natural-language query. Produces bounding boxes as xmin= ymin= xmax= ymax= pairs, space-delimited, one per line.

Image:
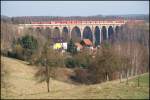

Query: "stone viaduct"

xmin=18 ymin=20 xmax=128 ymax=44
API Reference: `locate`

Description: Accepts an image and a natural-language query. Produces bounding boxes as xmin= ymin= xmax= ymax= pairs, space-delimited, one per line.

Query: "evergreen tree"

xmin=67 ymin=39 xmax=77 ymax=55
xmin=13 ymin=35 xmax=38 ymax=61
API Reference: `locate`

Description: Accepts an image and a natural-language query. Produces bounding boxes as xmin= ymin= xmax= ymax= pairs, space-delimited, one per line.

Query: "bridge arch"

xmin=108 ymin=26 xmax=114 ymax=40
xmin=26 ymin=27 xmax=34 ymax=35
xmin=28 ymin=27 xmax=33 ymax=31
xmin=114 ymin=26 xmax=120 ymax=40
xmin=115 ymin=26 xmax=120 ymax=33
xmin=62 ymin=27 xmax=69 ymax=42
xmin=45 ymin=27 xmax=52 ymax=39
xmin=94 ymin=26 xmax=100 ymax=46
xmin=52 ymin=27 xmax=61 ymax=43
xmin=101 ymin=26 xmax=107 ymax=41
xmin=35 ymin=27 xmax=42 ymax=33
xmin=71 ymin=26 xmax=81 ymax=42
xmin=83 ymin=26 xmax=93 ymax=42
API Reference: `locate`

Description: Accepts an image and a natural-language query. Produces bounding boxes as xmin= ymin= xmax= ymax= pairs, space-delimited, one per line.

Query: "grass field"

xmin=1 ymin=56 xmax=149 ymax=99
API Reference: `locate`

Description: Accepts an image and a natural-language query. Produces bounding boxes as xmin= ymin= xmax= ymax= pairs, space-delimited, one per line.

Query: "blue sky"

xmin=1 ymin=1 xmax=149 ymax=17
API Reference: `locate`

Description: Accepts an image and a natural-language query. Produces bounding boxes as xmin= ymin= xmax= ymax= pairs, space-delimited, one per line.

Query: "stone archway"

xmin=52 ymin=27 xmax=61 ymax=43
xmin=94 ymin=26 xmax=100 ymax=46
xmin=45 ymin=27 xmax=52 ymax=39
xmin=62 ymin=27 xmax=69 ymax=42
xmin=83 ymin=26 xmax=93 ymax=42
xmin=71 ymin=26 xmax=81 ymax=42
xmin=108 ymin=26 xmax=114 ymax=40
xmin=101 ymin=26 xmax=107 ymax=41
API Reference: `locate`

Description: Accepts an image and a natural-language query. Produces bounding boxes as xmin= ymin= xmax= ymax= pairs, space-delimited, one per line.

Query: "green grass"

xmin=129 ymin=73 xmax=149 ymax=86
xmin=76 ymin=73 xmax=150 ymax=99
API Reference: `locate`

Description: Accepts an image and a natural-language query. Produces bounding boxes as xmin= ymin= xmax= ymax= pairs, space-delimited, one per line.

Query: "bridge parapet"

xmin=19 ymin=20 xmax=126 ymax=26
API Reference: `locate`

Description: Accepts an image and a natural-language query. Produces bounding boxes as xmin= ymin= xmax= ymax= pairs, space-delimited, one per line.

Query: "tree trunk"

xmin=126 ymin=70 xmax=128 ymax=85
xmin=106 ymin=72 xmax=109 ymax=81
xmin=120 ymin=71 xmax=122 ymax=83
xmin=138 ymin=75 xmax=140 ymax=87
xmin=46 ymin=79 xmax=50 ymax=92
xmin=131 ymin=61 xmax=134 ymax=76
xmin=46 ymin=62 xmax=50 ymax=92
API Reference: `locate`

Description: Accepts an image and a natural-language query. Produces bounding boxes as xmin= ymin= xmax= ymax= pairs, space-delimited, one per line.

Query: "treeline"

xmin=64 ymin=22 xmax=149 ymax=84
xmin=1 ymin=21 xmax=19 ymax=55
xmin=1 ymin=16 xmax=47 ymax=56
xmin=115 ymin=23 xmax=149 ymax=49
xmin=1 ymin=14 xmax=149 ymax=24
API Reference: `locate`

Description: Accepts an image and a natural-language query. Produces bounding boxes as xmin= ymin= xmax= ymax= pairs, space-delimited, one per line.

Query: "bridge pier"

xmin=106 ymin=26 xmax=109 ymax=39
xmin=100 ymin=30 xmax=102 ymax=44
xmin=80 ymin=27 xmax=83 ymax=40
xmin=92 ymin=26 xmax=96 ymax=45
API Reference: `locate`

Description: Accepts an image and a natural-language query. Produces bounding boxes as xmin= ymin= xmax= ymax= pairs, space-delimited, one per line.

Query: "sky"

xmin=1 ymin=1 xmax=149 ymax=17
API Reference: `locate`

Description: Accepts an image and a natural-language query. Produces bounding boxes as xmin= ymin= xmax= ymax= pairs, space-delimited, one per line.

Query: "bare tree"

xmin=34 ymin=39 xmax=65 ymax=92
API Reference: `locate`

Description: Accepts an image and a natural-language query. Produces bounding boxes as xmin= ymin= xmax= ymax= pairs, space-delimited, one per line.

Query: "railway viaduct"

xmin=17 ymin=20 xmax=128 ymax=44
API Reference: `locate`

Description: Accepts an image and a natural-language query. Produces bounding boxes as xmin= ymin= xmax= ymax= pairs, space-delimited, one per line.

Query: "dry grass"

xmin=1 ymin=56 xmax=149 ymax=99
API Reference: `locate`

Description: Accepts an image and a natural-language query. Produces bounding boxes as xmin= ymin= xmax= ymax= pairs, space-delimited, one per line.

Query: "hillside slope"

xmin=1 ymin=56 xmax=149 ymax=99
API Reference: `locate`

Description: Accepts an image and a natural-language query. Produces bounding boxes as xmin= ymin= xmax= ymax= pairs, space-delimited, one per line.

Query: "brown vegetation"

xmin=1 ymin=16 xmax=149 ymax=95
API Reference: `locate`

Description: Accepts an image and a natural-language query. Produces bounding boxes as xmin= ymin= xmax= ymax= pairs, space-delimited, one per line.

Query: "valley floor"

xmin=1 ymin=56 xmax=149 ymax=99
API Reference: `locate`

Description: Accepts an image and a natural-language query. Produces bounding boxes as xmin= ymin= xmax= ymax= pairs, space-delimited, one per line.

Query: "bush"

xmin=87 ymin=45 xmax=121 ymax=83
xmin=13 ymin=44 xmax=24 ymax=60
xmin=7 ymin=51 xmax=16 ymax=58
xmin=65 ymin=49 xmax=93 ymax=69
xmin=19 ymin=35 xmax=38 ymax=50
xmin=67 ymin=39 xmax=77 ymax=55
xmin=29 ymin=50 xmax=42 ymax=65
xmin=65 ymin=57 xmax=77 ymax=68
xmin=1 ymin=50 xmax=8 ymax=57
xmin=73 ymin=68 xmax=91 ymax=84
xmin=74 ymin=50 xmax=92 ymax=69
xmin=11 ymin=35 xmax=38 ymax=61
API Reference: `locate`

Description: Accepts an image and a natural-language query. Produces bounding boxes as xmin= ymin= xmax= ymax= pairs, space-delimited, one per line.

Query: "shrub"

xmin=1 ymin=49 xmax=8 ymax=57
xmin=74 ymin=50 xmax=92 ymax=69
xmin=73 ymin=68 xmax=91 ymax=84
xmin=13 ymin=43 xmax=24 ymax=60
xmin=67 ymin=39 xmax=77 ymax=55
xmin=65 ymin=57 xmax=77 ymax=68
xmin=88 ymin=45 xmax=121 ymax=83
xmin=11 ymin=35 xmax=38 ymax=61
